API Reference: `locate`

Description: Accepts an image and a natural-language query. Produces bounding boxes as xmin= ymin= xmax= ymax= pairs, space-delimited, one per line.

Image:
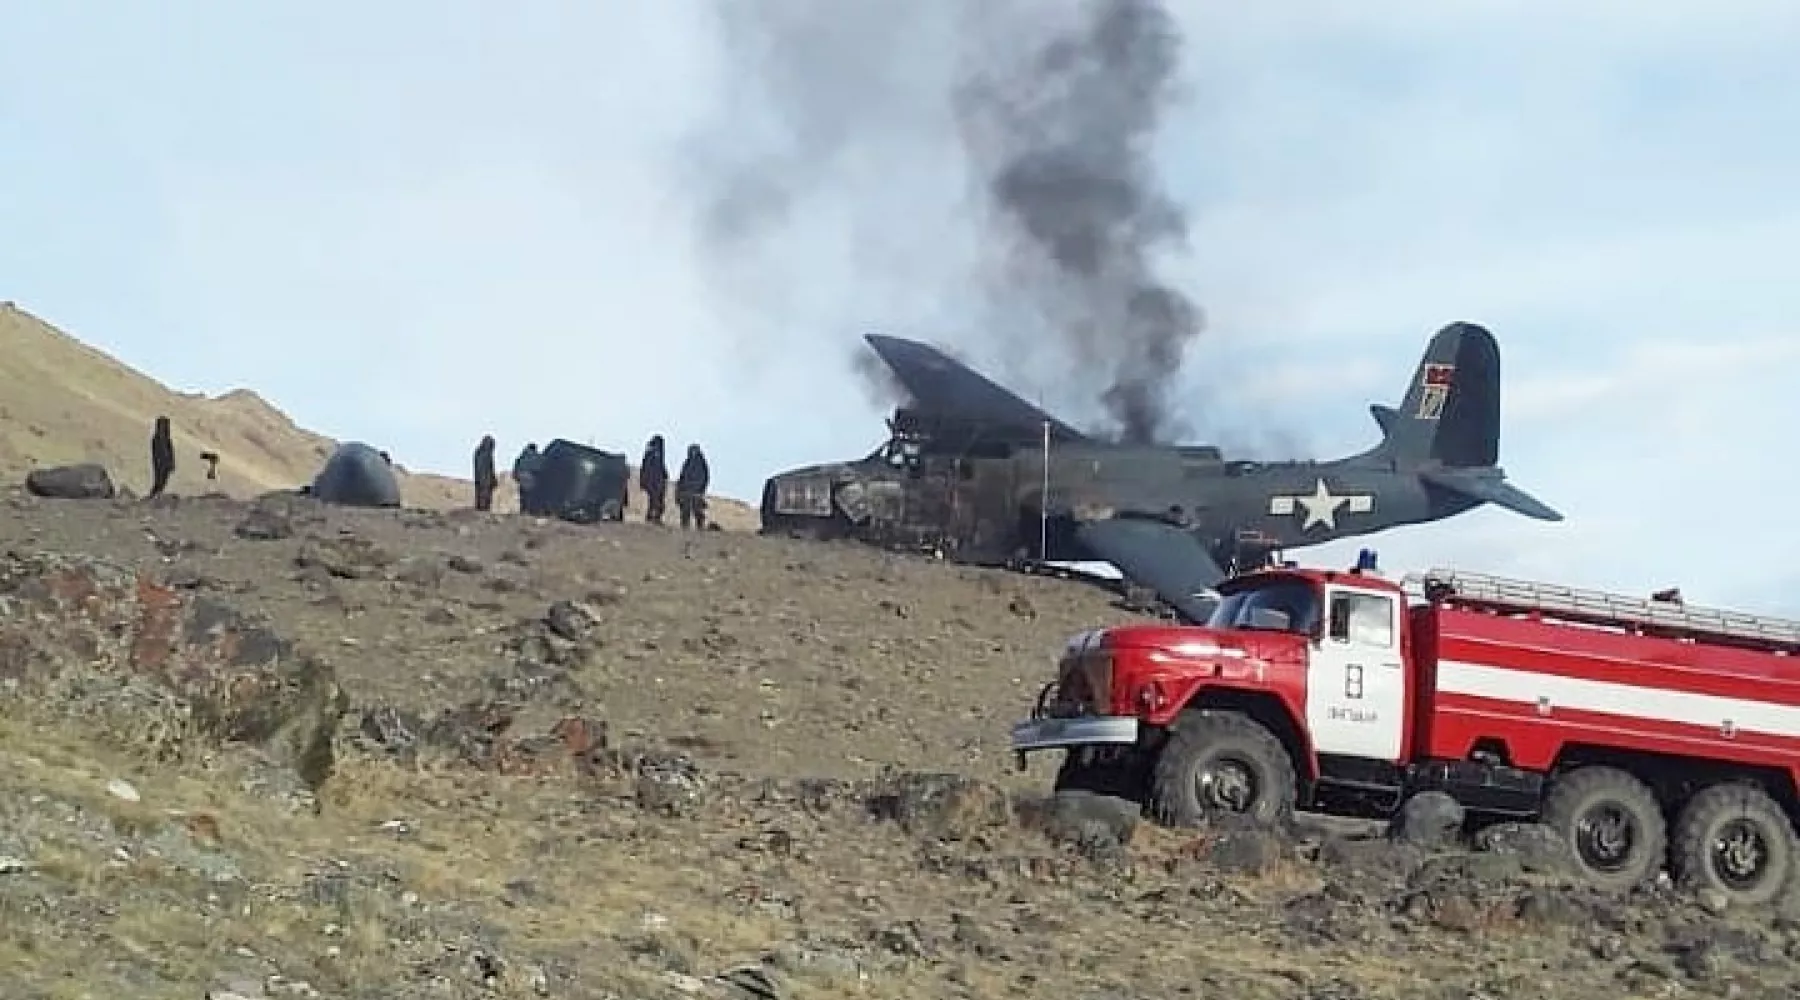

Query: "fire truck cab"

xmin=1010 ymin=558 xmax=1800 ymax=903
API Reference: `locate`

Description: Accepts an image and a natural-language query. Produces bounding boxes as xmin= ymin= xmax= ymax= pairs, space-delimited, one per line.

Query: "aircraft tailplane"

xmin=1373 ymin=322 xmax=1502 ymax=469
xmin=1420 ymin=467 xmax=1563 ymax=522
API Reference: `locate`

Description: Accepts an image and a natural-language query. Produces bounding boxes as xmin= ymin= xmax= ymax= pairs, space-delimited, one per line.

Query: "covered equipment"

xmin=526 ymin=438 xmax=629 ymax=523
xmin=310 ymin=442 xmax=402 ymax=508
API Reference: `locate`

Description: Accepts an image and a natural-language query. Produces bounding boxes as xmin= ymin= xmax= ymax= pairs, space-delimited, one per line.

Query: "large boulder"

xmin=0 ymin=551 xmax=350 ymax=789
xmin=24 ymin=463 xmax=116 ymax=500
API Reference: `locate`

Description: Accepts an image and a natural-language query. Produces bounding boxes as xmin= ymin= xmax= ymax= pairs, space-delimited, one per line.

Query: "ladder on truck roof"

xmin=1402 ymin=567 xmax=1800 ymax=656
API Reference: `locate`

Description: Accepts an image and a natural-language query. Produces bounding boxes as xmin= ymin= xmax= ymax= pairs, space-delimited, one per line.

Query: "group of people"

xmin=634 ymin=435 xmax=713 ymax=529
xmin=470 ymin=434 xmax=714 ymax=529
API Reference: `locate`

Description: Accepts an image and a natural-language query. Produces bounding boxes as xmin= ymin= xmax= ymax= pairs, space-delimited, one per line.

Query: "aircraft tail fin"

xmin=1374 ymin=322 xmax=1502 ymax=469
xmin=1419 ymin=467 xmax=1563 ymax=522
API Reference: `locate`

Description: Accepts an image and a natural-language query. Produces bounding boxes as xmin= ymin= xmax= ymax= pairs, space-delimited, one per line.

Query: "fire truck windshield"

xmin=1207 ymin=579 xmax=1320 ymax=636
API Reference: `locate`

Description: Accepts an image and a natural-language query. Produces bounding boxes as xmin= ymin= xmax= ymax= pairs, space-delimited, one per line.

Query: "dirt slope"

xmin=1 ymin=490 xmax=1795 ymax=1000
xmin=0 ymin=302 xmax=756 ymax=527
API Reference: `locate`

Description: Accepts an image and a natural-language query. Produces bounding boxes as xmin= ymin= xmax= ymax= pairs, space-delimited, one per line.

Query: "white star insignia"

xmin=1296 ymin=478 xmax=1349 ymax=530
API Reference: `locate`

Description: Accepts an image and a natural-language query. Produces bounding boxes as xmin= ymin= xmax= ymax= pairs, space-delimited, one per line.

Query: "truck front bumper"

xmin=1009 ymin=715 xmax=1141 ymax=755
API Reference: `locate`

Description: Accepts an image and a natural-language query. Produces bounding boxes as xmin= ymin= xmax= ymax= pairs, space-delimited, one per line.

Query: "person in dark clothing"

xmin=148 ymin=416 xmax=175 ymax=498
xmin=472 ymin=435 xmax=498 ymax=511
xmin=639 ymin=435 xmax=669 ymax=525
xmin=512 ymin=443 xmax=543 ymax=515
xmin=675 ymin=444 xmax=710 ymax=530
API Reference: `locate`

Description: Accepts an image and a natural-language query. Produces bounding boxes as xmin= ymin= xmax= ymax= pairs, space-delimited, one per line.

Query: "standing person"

xmin=472 ymin=435 xmax=498 ymax=512
xmin=511 ymin=443 xmax=543 ymax=515
xmin=148 ymin=416 xmax=176 ymax=498
xmin=675 ymin=443 xmax=710 ymax=530
xmin=639 ymin=435 xmax=669 ymax=525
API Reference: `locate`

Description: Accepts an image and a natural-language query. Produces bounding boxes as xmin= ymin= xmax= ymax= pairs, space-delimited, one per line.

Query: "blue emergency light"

xmin=1355 ymin=548 xmax=1379 ymax=573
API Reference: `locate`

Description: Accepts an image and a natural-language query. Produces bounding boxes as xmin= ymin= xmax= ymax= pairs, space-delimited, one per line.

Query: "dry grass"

xmin=0 ymin=708 xmax=851 ymax=997
xmin=0 ymin=302 xmax=758 ymax=527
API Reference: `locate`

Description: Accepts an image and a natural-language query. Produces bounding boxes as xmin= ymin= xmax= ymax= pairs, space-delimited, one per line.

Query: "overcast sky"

xmin=4 ymin=1 xmax=1798 ymax=614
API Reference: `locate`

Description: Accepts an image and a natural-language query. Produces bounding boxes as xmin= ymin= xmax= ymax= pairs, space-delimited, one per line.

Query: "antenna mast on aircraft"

xmin=1039 ymin=419 xmax=1051 ymax=561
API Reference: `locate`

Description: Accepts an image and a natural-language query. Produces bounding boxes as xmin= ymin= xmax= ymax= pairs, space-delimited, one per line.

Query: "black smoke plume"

xmin=955 ymin=0 xmax=1201 ymax=443
xmin=686 ymin=0 xmax=1202 ymax=444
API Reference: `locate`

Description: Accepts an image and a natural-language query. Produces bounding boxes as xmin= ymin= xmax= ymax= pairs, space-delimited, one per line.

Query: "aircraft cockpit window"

xmin=1208 ymin=580 xmax=1320 ymax=636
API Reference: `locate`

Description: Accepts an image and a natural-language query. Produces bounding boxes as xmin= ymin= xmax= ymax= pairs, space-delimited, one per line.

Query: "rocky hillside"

xmin=0 ymin=302 xmax=756 ymax=527
xmin=0 ymin=489 xmax=1796 ymax=1000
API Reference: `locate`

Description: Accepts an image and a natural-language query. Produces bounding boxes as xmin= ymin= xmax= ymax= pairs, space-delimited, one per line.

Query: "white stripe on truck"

xmin=1436 ymin=659 xmax=1800 ymax=739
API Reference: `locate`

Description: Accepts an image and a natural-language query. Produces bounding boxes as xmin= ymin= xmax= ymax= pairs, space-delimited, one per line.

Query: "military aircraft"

xmin=760 ymin=321 xmax=1561 ymax=621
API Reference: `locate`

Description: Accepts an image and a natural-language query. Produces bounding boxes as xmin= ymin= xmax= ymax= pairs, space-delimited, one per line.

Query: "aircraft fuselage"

xmin=759 ymin=441 xmax=1482 ymax=571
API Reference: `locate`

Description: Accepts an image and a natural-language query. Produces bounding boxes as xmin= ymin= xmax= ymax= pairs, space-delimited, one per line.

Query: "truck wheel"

xmin=1149 ymin=710 xmax=1296 ymax=828
xmin=1540 ymin=766 xmax=1666 ymax=893
xmin=1670 ymin=782 xmax=1797 ymax=906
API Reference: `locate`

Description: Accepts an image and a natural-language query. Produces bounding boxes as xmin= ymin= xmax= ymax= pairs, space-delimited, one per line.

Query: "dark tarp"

xmin=528 ymin=438 xmax=628 ymax=523
xmin=310 ymin=442 xmax=402 ymax=508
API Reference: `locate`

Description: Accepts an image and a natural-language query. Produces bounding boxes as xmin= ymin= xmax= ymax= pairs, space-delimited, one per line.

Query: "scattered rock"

xmin=1200 ymin=826 xmax=1287 ymax=875
xmin=1515 ymin=886 xmax=1591 ymax=927
xmin=232 ymin=507 xmax=293 ymax=540
xmin=0 ymin=552 xmax=350 ymax=789
xmin=635 ymin=752 xmax=707 ymax=817
xmin=420 ymin=699 xmax=518 ymax=768
xmin=422 ymin=604 xmax=458 ymax=625
xmin=1474 ymin=821 xmax=1575 ymax=875
xmin=24 ymin=463 xmax=115 ymax=500
xmin=1386 ymin=791 xmax=1465 ymax=848
xmin=867 ymin=773 xmax=1011 ymax=841
xmin=544 ymin=599 xmax=597 ymax=642
xmin=391 ymin=555 xmax=445 ymax=588
xmin=105 ymin=778 xmax=140 ymax=803
xmin=357 ymin=704 xmax=424 ymax=760
xmin=294 ymin=532 xmax=394 ymax=579
xmin=1676 ymin=937 xmax=1728 ymax=980
xmin=1021 ymin=790 xmax=1139 ymax=853
xmin=446 ymin=554 xmax=485 ymax=574
xmin=1695 ymin=887 xmax=1731 ymax=916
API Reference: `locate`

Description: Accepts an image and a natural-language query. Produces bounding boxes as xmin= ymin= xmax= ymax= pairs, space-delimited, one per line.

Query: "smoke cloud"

xmin=955 ymin=0 xmax=1202 ymax=443
xmin=685 ymin=0 xmax=1202 ymax=444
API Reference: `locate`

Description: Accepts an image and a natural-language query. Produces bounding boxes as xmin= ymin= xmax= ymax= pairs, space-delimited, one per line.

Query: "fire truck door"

xmin=1306 ymin=586 xmax=1406 ymax=762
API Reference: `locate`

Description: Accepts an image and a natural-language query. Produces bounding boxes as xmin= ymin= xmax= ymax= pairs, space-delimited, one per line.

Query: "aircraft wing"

xmin=864 ymin=334 xmax=1088 ymax=441
xmin=1075 ymin=517 xmax=1227 ymax=624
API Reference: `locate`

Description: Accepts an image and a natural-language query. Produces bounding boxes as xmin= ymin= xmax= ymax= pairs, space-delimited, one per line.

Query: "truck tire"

xmin=1149 ymin=710 xmax=1296 ymax=828
xmin=1670 ymin=782 xmax=1797 ymax=906
xmin=1540 ymin=766 xmax=1666 ymax=893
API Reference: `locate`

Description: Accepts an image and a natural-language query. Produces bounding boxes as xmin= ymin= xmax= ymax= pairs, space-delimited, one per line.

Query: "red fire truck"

xmin=1010 ymin=560 xmax=1800 ymax=903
